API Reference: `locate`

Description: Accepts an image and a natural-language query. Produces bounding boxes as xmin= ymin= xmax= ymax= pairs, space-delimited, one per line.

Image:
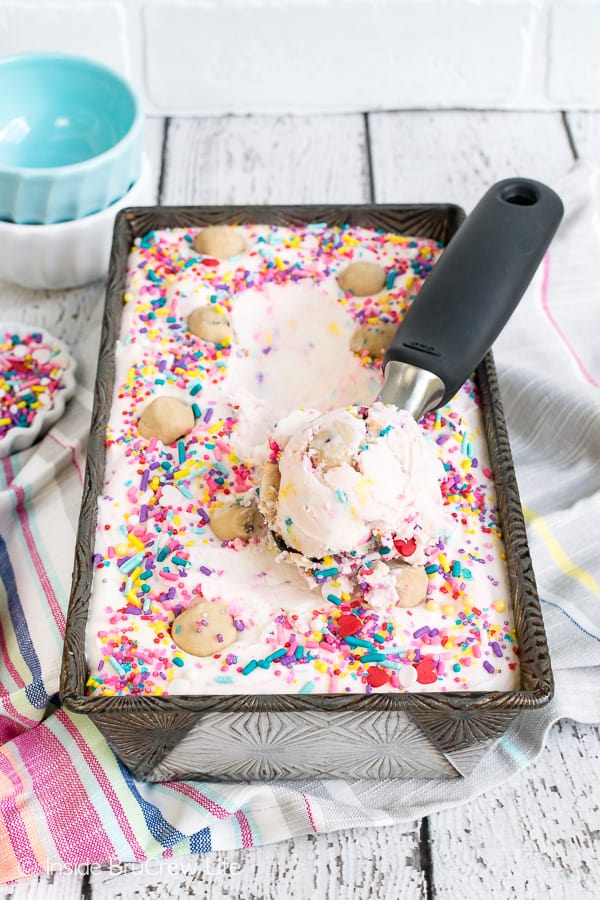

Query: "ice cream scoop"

xmin=262 ymin=402 xmax=445 ymax=561
xmin=262 ymin=177 xmax=564 ymax=562
xmin=380 ymin=177 xmax=564 ymax=418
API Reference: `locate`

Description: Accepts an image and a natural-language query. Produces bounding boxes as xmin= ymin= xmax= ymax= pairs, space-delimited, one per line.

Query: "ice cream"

xmin=85 ymin=222 xmax=520 ymax=696
xmin=262 ymin=402 xmax=446 ymax=563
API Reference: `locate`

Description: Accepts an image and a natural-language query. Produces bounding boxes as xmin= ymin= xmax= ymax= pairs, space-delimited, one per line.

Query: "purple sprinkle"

xmin=204 ymin=408 xmax=213 ymax=424
xmin=491 ymin=641 xmax=503 ymax=657
xmin=140 ymin=469 xmax=149 ymax=491
xmin=98 ymin=659 xmax=104 ymax=671
xmin=140 ymin=505 xmax=148 ymax=523
xmin=233 ymin=619 xmax=245 ymax=632
xmin=167 ymin=587 xmax=176 ymax=600
xmin=413 ymin=626 xmax=430 ymax=639
xmin=217 ymin=633 xmax=224 ymax=643
xmin=93 ymin=553 xmax=103 ymax=565
xmin=483 ymin=660 xmax=495 ymax=674
xmin=199 ymin=565 xmax=212 ymax=576
xmin=198 ymin=509 xmax=210 ymax=524
xmin=429 ymin=628 xmax=439 ymax=638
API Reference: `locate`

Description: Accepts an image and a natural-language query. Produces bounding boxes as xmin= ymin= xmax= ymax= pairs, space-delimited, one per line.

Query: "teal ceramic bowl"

xmin=0 ymin=53 xmax=143 ymax=224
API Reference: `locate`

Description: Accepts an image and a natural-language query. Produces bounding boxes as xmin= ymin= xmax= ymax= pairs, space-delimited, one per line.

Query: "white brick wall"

xmin=0 ymin=0 xmax=597 ymax=113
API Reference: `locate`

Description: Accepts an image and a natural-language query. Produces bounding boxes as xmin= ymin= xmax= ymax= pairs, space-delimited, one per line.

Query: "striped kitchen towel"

xmin=1 ymin=161 xmax=599 ymax=884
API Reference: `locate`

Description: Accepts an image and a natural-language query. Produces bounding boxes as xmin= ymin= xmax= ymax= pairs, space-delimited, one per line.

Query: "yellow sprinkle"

xmin=425 ymin=599 xmax=439 ymax=612
xmin=493 ymin=599 xmax=506 ymax=613
xmin=114 ymin=543 xmax=129 ymax=557
xmin=442 ymin=603 xmax=455 ymax=616
xmin=438 ymin=553 xmax=450 ymax=573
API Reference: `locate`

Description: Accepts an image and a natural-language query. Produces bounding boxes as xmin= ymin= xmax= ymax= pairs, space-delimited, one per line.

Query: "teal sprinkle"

xmin=120 ymin=525 xmax=128 ymax=536
xmin=313 ymin=566 xmax=339 ymax=578
xmin=361 ymin=652 xmax=387 ymax=663
xmin=141 ymin=584 xmax=151 ymax=594
xmin=215 ymin=676 xmax=235 ymax=684
xmin=174 ymin=625 xmax=181 ymax=634
xmin=326 ymin=593 xmax=342 ymax=606
xmin=285 ymin=517 xmax=293 ymax=526
xmin=379 ymin=547 xmax=391 ymax=555
xmin=178 ymin=485 xmax=193 ymax=500
xmin=121 ymin=552 xmax=145 ymax=575
xmin=344 ymin=636 xmax=373 ymax=650
xmin=453 ymin=663 xmax=461 ymax=672
xmin=192 ymin=403 xmax=201 ymax=419
xmin=462 ymin=568 xmax=472 ymax=579
xmin=505 ymin=634 xmax=514 ymax=643
xmin=336 ymin=489 xmax=348 ymax=503
xmin=139 ymin=570 xmax=153 ymax=581
xmin=379 ymin=425 xmax=392 ymax=436
xmin=109 ymin=657 xmax=126 ymax=676
xmin=154 ymin=378 xmax=165 ymax=385
xmin=148 ymin=270 xmax=161 ymax=283
xmin=452 ymin=561 xmax=462 ymax=577
xmin=373 ymin=634 xmax=386 ymax=644
xmin=242 ymin=660 xmax=258 ymax=675
xmin=125 ymin=577 xmax=132 ymax=593
xmin=178 ymin=441 xmax=186 ymax=464
xmin=161 ymin=461 xmax=171 ymax=471
xmin=172 ymin=657 xmax=185 ymax=668
xmin=386 ymin=269 xmax=397 ymax=289
xmin=184 ymin=258 xmax=196 ymax=268
xmin=190 ymin=382 xmax=203 ymax=396
xmin=157 ymin=547 xmax=169 ymax=562
xmin=425 ymin=564 xmax=438 ymax=575
xmin=143 ymin=597 xmax=152 ymax=612
xmin=295 ymin=645 xmax=304 ymax=659
xmin=267 ymin=648 xmax=287 ymax=663
xmin=171 ymin=556 xmax=189 ymax=567
xmin=256 ymin=660 xmax=269 ymax=669
xmin=382 ymin=661 xmax=402 ymax=670
xmin=299 ymin=681 xmax=315 ymax=694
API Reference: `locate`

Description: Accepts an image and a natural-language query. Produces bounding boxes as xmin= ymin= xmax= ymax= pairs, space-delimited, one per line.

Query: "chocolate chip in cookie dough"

xmin=337 ymin=261 xmax=387 ymax=296
xmin=171 ymin=600 xmax=237 ymax=657
xmin=210 ymin=502 xmax=264 ymax=542
xmin=138 ymin=396 xmax=195 ymax=445
xmin=193 ymin=226 xmax=246 ymax=259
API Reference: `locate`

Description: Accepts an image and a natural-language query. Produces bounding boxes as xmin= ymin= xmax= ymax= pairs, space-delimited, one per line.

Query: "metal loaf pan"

xmin=60 ymin=203 xmax=553 ymax=782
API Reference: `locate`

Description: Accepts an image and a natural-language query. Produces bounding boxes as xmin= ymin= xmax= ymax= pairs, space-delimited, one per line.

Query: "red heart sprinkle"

xmin=394 ymin=537 xmax=417 ymax=557
xmin=337 ymin=614 xmax=362 ymax=637
xmin=367 ymin=668 xmax=390 ymax=688
xmin=414 ymin=657 xmax=437 ymax=684
xmin=200 ymin=257 xmax=220 ymax=267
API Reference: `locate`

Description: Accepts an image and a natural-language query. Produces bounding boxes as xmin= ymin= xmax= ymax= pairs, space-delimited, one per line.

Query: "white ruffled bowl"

xmin=0 ymin=156 xmax=152 ymax=290
xmin=0 ymin=321 xmax=77 ymax=457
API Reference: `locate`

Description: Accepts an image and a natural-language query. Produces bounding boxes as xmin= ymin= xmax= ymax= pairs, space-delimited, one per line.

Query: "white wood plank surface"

xmin=564 ymin=111 xmax=600 ymax=162
xmin=368 ymin=110 xmax=574 ymax=211
xmin=161 ymin=114 xmax=370 ymax=204
xmin=87 ymin=826 xmax=425 ymax=900
xmin=428 ymin=720 xmax=600 ymax=900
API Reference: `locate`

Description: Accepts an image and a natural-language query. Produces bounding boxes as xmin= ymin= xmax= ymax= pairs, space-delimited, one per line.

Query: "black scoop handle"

xmin=383 ymin=177 xmax=564 ymax=407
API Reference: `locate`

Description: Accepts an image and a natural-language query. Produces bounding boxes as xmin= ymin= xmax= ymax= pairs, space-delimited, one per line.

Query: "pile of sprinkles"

xmin=86 ymin=223 xmax=519 ymax=697
xmin=0 ymin=328 xmax=71 ymax=441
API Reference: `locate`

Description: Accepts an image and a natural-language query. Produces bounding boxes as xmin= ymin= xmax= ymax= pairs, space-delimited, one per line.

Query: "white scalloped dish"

xmin=0 ymin=322 xmax=77 ymax=457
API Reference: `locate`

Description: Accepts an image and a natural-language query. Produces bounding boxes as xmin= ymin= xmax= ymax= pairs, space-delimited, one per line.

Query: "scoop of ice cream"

xmin=260 ymin=402 xmax=445 ymax=562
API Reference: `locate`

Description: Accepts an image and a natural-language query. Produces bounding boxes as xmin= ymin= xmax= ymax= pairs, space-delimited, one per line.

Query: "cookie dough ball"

xmin=259 ymin=461 xmax=281 ymax=527
xmin=350 ymin=321 xmax=397 ymax=360
xmin=338 ymin=262 xmax=387 ymax=296
xmin=394 ymin=565 xmax=428 ymax=608
xmin=187 ymin=305 xmax=234 ymax=345
xmin=138 ymin=397 xmax=195 ymax=445
xmin=308 ymin=418 xmax=360 ymax=472
xmin=193 ymin=226 xmax=246 ymax=259
xmin=210 ymin=502 xmax=264 ymax=542
xmin=171 ymin=600 xmax=237 ymax=657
